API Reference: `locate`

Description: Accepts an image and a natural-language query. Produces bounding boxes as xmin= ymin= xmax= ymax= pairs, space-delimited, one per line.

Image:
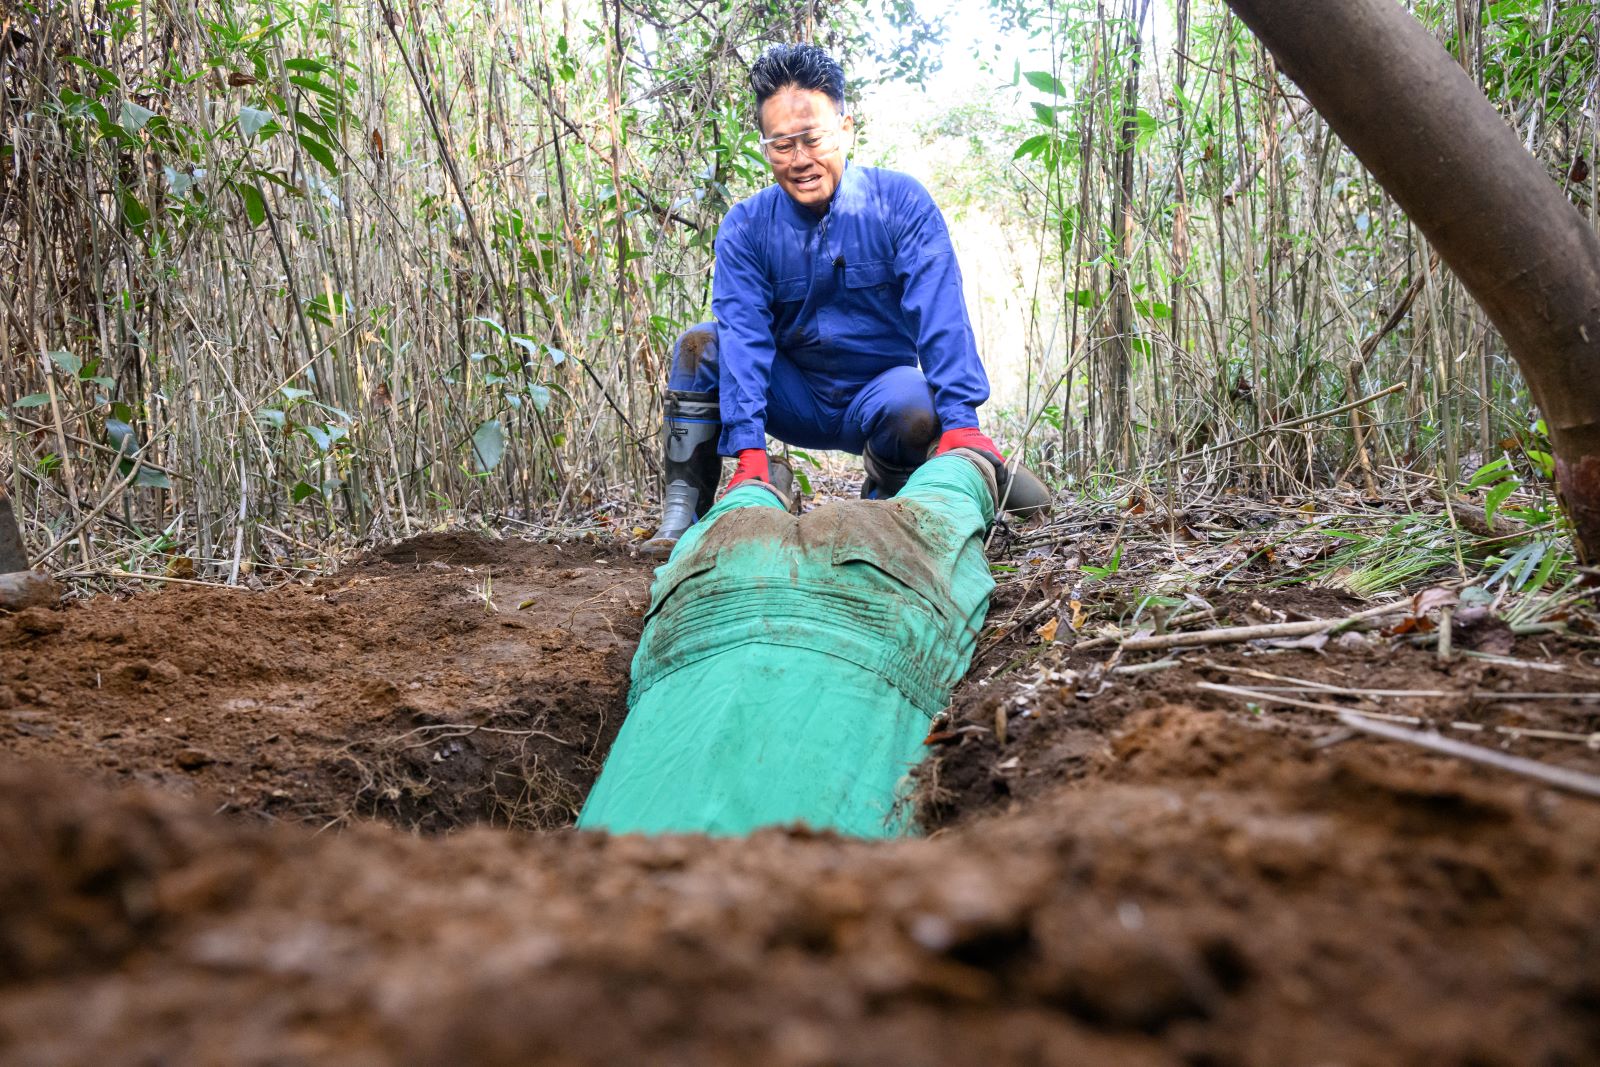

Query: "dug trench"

xmin=5 ymin=531 xmax=1600 ymax=1064
xmin=0 ymin=532 xmax=652 ymax=832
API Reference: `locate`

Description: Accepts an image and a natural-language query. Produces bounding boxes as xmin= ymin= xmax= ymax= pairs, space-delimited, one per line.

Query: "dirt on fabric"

xmin=5 ymin=531 xmax=1600 ymax=1066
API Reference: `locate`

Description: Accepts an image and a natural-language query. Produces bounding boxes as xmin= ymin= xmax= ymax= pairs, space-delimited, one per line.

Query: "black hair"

xmin=750 ymin=44 xmax=845 ymax=127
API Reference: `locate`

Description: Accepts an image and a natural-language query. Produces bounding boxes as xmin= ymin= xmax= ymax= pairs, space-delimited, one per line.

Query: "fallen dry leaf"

xmin=1384 ymin=616 xmax=1435 ymax=637
xmin=1412 ymin=586 xmax=1459 ymax=617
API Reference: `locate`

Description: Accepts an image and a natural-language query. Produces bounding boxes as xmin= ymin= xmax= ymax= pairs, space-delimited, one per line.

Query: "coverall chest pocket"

xmin=773 ymin=276 xmax=808 ymax=304
xmin=772 ymin=275 xmax=811 ymax=348
xmin=843 ymin=260 xmax=896 ymax=295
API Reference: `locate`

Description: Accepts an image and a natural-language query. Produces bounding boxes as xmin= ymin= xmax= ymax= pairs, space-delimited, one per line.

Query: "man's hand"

xmin=725 ymin=448 xmax=771 ymax=490
xmin=935 ymin=427 xmax=1004 ymax=461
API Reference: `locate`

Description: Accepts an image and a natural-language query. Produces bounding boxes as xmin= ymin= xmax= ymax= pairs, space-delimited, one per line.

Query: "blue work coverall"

xmin=668 ymin=162 xmax=991 ymax=466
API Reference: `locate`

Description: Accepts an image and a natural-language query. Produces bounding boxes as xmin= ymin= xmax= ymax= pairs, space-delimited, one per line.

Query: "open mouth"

xmin=792 ymin=174 xmax=822 ymax=194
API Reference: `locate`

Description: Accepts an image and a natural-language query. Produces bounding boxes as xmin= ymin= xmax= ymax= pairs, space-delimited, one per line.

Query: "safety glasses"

xmin=757 ymin=117 xmax=849 ymax=161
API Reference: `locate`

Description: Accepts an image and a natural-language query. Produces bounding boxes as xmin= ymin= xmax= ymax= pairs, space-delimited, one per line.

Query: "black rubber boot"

xmin=767 ymin=454 xmax=802 ymax=514
xmin=860 ymin=444 xmax=922 ymax=500
xmin=643 ymin=391 xmax=722 ymax=556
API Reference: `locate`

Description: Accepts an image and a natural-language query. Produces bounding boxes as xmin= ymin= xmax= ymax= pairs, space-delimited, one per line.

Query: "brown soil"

xmin=0 ymin=532 xmax=652 ymax=831
xmin=920 ymin=620 xmax=1600 ymax=833
xmin=5 ymin=531 xmax=1600 ymax=1065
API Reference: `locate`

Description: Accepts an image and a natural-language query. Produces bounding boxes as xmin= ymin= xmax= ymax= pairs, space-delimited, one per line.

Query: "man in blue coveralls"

xmin=646 ymin=43 xmax=1046 ymax=554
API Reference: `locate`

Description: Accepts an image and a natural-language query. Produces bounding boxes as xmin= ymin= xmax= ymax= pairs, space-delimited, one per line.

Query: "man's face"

xmin=758 ymin=87 xmax=853 ymax=214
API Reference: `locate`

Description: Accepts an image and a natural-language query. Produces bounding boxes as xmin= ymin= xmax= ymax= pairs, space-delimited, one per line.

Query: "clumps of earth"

xmin=4 ymin=531 xmax=1600 ymax=1065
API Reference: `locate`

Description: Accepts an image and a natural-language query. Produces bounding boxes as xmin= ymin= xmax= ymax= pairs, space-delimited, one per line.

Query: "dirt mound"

xmin=919 ymin=605 xmax=1600 ymax=831
xmin=7 ymin=534 xmax=1600 ymax=1064
xmin=5 ymin=704 xmax=1600 ymax=1066
xmin=0 ymin=534 xmax=652 ymax=831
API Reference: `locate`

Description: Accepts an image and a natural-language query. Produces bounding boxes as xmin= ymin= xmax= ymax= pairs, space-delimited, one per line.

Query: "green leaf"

xmin=133 ymin=465 xmax=170 ymax=489
xmin=284 ymin=58 xmax=330 ymax=73
xmin=526 ymin=383 xmax=551 ymax=412
xmin=292 ymin=109 xmax=334 ymax=143
xmin=1030 ymin=102 xmax=1058 ymax=127
xmin=288 ymin=74 xmax=340 ymax=103
xmin=1013 ymin=133 xmax=1049 ymax=160
xmin=1023 ymin=70 xmax=1067 ymax=97
xmin=13 ymin=393 xmax=51 ymax=408
xmin=1484 ymin=479 xmax=1517 ymax=525
xmin=545 ymin=346 xmax=567 ymax=366
xmin=255 ymin=407 xmax=286 ymax=429
xmin=251 ymin=167 xmax=300 ymax=194
xmin=238 ymin=184 xmax=268 ymax=227
xmin=238 ymin=105 xmax=274 ymax=139
xmin=301 ymin=424 xmax=333 ymax=452
xmin=291 ymin=480 xmax=317 ymax=503
xmin=119 ymin=99 xmax=157 ymax=133
xmin=280 ymin=386 xmax=313 ymax=401
xmin=1134 ymin=108 xmax=1159 ymax=149
xmin=1466 ymin=456 xmax=1512 ymax=490
xmin=471 ymin=418 xmax=505 ymax=473
xmin=297 ymin=134 xmax=338 ymax=174
xmin=106 ymin=417 xmax=138 ymax=454
xmin=120 ymin=190 xmax=149 ymax=229
xmin=48 ymin=350 xmax=82 ymax=376
xmin=1082 ymin=544 xmax=1123 ymax=580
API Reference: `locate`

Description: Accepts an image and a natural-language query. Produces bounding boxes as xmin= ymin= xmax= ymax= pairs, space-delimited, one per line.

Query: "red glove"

xmin=725 ymin=448 xmax=770 ymax=490
xmin=935 ymin=427 xmax=1005 ymax=461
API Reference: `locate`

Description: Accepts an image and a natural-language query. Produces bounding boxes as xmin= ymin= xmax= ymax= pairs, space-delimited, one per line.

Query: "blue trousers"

xmin=668 ymin=322 xmax=940 ymax=466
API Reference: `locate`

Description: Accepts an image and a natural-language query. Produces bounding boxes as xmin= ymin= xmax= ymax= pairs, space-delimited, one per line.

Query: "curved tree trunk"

xmin=1222 ymin=0 xmax=1600 ymax=562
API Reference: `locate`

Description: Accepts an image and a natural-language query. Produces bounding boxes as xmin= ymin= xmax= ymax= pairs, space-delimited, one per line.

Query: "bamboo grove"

xmin=1 ymin=0 xmax=1594 ymax=578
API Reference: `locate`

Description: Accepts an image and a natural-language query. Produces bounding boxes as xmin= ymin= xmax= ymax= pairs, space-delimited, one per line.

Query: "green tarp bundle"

xmin=577 ymin=452 xmax=996 ymax=838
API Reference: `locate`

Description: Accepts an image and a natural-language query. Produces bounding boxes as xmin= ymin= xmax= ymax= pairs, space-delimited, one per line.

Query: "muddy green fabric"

xmin=578 ymin=453 xmax=994 ymax=838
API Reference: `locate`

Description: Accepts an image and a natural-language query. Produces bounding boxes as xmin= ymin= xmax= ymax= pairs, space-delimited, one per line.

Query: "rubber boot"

xmin=961 ymin=450 xmax=1053 ymax=521
xmin=642 ymin=391 xmax=722 ymax=557
xmin=767 ymin=454 xmax=803 ymax=515
xmin=994 ymin=460 xmax=1053 ymax=520
xmin=860 ymin=444 xmax=922 ymax=500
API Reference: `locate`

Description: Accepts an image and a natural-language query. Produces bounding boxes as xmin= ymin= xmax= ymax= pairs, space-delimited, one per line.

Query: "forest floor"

xmin=5 ymin=481 xmax=1600 ymax=1065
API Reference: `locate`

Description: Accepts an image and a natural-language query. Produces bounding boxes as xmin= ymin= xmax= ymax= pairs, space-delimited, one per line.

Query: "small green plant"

xmin=1483 ymin=537 xmax=1570 ymax=593
xmin=1466 ymin=456 xmax=1520 ymax=527
xmin=1082 ymin=544 xmax=1123 ymax=581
